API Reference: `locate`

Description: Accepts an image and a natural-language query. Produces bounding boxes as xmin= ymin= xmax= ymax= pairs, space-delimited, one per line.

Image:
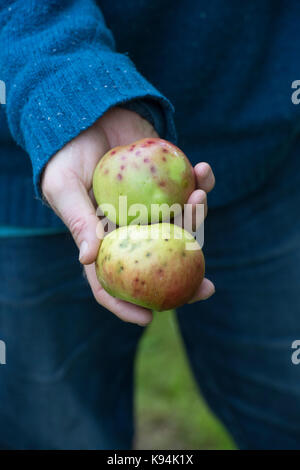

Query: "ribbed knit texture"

xmin=1 ymin=0 xmax=300 ymax=228
xmin=0 ymin=0 xmax=175 ymax=228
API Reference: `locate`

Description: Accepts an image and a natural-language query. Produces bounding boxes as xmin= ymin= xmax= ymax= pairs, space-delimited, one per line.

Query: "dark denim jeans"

xmin=0 ymin=142 xmax=300 ymax=449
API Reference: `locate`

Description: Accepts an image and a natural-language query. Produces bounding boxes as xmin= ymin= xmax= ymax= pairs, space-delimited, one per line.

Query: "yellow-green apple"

xmin=92 ymin=138 xmax=195 ymax=225
xmin=95 ymin=223 xmax=204 ymax=311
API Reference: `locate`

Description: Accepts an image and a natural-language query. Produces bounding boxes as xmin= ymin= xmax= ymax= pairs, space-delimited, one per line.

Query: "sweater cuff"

xmin=20 ymin=52 xmax=176 ymax=199
xmin=120 ymin=99 xmax=167 ymax=137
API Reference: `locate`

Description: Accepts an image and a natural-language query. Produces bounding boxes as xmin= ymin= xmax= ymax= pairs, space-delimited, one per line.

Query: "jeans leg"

xmin=177 ymin=140 xmax=300 ymax=449
xmin=0 ymin=233 xmax=143 ymax=449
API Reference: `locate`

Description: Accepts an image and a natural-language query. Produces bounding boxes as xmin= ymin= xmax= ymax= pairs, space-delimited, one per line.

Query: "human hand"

xmin=42 ymin=107 xmax=215 ymax=325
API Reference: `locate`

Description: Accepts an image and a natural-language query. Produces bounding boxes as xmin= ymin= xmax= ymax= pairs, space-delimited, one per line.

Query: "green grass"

xmin=135 ymin=310 xmax=236 ymax=450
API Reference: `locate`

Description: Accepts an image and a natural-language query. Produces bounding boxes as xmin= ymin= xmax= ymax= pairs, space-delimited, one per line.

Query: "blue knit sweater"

xmin=1 ymin=0 xmax=300 ymax=229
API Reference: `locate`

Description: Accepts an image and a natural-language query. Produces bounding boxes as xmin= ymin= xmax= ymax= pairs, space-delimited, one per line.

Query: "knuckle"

xmin=68 ymin=217 xmax=87 ymax=240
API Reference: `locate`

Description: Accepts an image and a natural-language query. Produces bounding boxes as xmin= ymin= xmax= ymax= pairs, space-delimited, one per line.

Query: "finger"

xmin=194 ymin=162 xmax=215 ymax=193
xmin=188 ymin=278 xmax=215 ymax=303
xmin=44 ymin=174 xmax=103 ymax=265
xmin=185 ymin=189 xmax=207 ymax=231
xmin=85 ymin=264 xmax=153 ymax=326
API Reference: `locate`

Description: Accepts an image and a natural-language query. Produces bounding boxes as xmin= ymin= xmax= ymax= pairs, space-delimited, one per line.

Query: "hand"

xmin=42 ymin=107 xmax=215 ymax=326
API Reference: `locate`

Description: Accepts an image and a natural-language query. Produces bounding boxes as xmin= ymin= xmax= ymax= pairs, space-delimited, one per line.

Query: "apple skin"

xmin=92 ymin=138 xmax=195 ymax=226
xmin=95 ymin=223 xmax=204 ymax=311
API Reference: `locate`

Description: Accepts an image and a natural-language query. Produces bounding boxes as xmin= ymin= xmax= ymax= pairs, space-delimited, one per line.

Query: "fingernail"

xmin=79 ymin=240 xmax=88 ymax=261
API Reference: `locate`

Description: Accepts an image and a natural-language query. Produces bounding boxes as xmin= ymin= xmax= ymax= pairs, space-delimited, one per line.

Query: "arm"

xmin=0 ymin=0 xmax=175 ymax=195
xmin=1 ymin=1 xmax=215 ymax=324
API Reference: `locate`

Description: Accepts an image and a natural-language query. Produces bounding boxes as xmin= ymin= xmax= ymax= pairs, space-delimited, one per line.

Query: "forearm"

xmin=0 ymin=0 xmax=175 ymax=197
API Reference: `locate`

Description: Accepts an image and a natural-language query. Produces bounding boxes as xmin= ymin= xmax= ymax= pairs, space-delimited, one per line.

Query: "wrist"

xmin=119 ymin=99 xmax=166 ymax=138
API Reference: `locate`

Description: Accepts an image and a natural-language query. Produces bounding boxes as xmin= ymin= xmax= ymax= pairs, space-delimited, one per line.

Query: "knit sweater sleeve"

xmin=0 ymin=0 xmax=176 ymax=197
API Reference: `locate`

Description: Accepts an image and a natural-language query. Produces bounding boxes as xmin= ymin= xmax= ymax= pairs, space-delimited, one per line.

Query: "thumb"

xmin=46 ymin=176 xmax=103 ymax=264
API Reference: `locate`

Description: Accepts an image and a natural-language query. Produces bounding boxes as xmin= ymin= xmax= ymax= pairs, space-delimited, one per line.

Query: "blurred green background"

xmin=135 ymin=310 xmax=237 ymax=450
